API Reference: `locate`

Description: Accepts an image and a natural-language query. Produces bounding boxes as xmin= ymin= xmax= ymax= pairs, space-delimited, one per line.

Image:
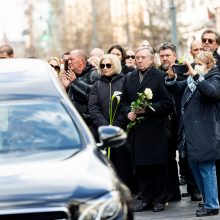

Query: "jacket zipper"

xmin=109 ymin=82 xmax=112 ymax=124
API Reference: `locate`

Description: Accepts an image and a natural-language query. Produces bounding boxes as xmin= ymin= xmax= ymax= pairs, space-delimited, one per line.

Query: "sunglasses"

xmin=50 ymin=64 xmax=60 ymax=71
xmin=126 ymin=55 xmax=135 ymax=59
xmin=100 ymin=63 xmax=112 ymax=69
xmin=202 ymin=38 xmax=216 ymax=44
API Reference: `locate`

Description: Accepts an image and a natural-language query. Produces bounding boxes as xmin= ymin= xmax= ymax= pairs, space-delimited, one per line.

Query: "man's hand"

xmin=134 ymin=108 xmax=145 ymax=114
xmin=60 ymin=74 xmax=70 ymax=89
xmin=66 ymin=69 xmax=76 ymax=82
xmin=128 ymin=111 xmax=137 ymax=121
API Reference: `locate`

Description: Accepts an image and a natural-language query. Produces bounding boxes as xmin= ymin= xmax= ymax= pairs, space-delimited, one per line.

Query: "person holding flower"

xmin=120 ymin=45 xmax=173 ymax=212
xmin=88 ymin=54 xmax=133 ymax=189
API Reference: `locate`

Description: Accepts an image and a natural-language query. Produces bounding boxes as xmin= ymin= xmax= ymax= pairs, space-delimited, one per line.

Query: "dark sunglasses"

xmin=126 ymin=55 xmax=135 ymax=59
xmin=202 ymin=38 xmax=216 ymax=44
xmin=100 ymin=63 xmax=112 ymax=69
xmin=50 ymin=64 xmax=60 ymax=71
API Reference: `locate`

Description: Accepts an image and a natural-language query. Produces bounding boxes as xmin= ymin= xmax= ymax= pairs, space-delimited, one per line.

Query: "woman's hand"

xmin=184 ymin=61 xmax=197 ymax=77
xmin=166 ymin=64 xmax=176 ymax=79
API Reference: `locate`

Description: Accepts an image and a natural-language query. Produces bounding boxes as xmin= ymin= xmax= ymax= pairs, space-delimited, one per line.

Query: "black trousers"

xmin=136 ymin=164 xmax=168 ymax=205
xmin=167 ymin=141 xmax=181 ymax=197
xmin=110 ymin=145 xmax=133 ymax=191
xmin=179 ymin=156 xmax=200 ymax=194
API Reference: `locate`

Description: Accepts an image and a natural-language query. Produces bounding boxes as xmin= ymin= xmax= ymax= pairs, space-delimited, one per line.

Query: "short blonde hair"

xmin=195 ymin=51 xmax=215 ymax=70
xmin=48 ymin=56 xmax=60 ymax=65
xmin=97 ymin=54 xmax=122 ymax=75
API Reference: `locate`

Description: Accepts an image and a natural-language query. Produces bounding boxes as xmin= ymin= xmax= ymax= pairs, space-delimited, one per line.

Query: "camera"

xmin=172 ymin=64 xmax=188 ymax=75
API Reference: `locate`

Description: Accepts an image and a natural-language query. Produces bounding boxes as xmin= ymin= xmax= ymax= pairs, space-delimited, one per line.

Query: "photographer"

xmin=165 ymin=51 xmax=220 ymax=217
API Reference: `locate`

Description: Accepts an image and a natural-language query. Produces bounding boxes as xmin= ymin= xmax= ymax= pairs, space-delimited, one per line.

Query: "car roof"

xmin=0 ymin=58 xmax=62 ymax=99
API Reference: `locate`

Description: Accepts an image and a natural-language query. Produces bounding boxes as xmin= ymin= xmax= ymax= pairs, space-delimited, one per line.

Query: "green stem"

xmin=107 ymin=147 xmax=110 ymax=159
xmin=109 ymin=98 xmax=113 ymax=125
xmin=111 ymin=102 xmax=119 ymax=125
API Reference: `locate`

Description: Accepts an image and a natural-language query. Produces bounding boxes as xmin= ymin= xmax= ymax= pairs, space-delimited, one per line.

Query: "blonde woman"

xmin=166 ymin=51 xmax=220 ymax=217
xmin=48 ymin=57 xmax=61 ymax=78
xmin=88 ymin=54 xmax=132 ymax=189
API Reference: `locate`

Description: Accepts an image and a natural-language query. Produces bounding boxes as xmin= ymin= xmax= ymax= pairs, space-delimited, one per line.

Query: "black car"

xmin=0 ymin=59 xmax=133 ymax=220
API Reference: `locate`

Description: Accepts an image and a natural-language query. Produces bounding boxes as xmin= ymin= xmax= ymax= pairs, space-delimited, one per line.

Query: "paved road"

xmin=134 ymin=185 xmax=220 ymax=220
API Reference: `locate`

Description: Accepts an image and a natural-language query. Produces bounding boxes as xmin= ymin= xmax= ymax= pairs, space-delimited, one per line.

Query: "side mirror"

xmin=98 ymin=126 xmax=127 ymax=150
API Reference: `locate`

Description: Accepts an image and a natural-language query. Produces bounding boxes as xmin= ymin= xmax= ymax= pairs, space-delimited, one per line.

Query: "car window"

xmin=0 ymin=100 xmax=82 ymax=155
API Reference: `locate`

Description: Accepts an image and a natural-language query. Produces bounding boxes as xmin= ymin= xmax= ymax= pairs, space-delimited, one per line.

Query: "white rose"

xmin=144 ymin=88 xmax=153 ymax=99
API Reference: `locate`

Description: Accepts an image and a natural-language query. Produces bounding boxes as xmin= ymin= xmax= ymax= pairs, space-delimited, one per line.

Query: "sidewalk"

xmin=134 ymin=185 xmax=220 ymax=220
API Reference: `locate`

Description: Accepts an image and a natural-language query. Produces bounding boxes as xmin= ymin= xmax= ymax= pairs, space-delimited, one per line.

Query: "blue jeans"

xmin=189 ymin=161 xmax=219 ymax=209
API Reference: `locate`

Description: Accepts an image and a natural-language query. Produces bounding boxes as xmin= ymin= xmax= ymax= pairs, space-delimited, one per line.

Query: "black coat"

xmin=120 ymin=67 xmax=173 ymax=165
xmin=88 ymin=73 xmax=125 ymax=135
xmin=122 ymin=64 xmax=136 ymax=75
xmin=68 ymin=63 xmax=100 ymax=120
xmin=171 ymin=67 xmax=220 ymax=162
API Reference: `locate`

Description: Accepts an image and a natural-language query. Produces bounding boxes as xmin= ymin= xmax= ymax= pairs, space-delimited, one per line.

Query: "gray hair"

xmin=70 ymin=49 xmax=87 ymax=62
xmin=135 ymin=45 xmax=155 ymax=57
xmin=159 ymin=42 xmax=176 ymax=53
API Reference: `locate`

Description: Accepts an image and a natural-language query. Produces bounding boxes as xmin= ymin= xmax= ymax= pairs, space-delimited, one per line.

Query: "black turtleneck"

xmin=102 ymin=74 xmax=116 ymax=82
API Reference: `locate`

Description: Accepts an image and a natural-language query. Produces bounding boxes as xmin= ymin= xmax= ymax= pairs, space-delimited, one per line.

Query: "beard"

xmin=161 ymin=63 xmax=169 ymax=71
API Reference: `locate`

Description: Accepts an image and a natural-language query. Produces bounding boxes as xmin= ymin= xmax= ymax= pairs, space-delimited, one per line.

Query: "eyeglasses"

xmin=202 ymin=38 xmax=216 ymax=44
xmin=50 ymin=64 xmax=60 ymax=72
xmin=126 ymin=55 xmax=135 ymax=59
xmin=100 ymin=63 xmax=112 ymax=69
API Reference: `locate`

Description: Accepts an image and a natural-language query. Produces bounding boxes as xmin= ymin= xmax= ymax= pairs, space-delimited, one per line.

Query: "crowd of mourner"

xmin=1 ymin=29 xmax=220 ymax=217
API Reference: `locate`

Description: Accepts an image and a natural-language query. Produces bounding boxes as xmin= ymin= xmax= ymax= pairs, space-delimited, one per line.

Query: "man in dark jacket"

xmin=61 ymin=49 xmax=100 ymax=125
xmin=158 ymin=42 xmax=182 ymax=203
xmin=159 ymin=42 xmax=202 ymax=203
xmin=121 ymin=45 xmax=172 ymax=212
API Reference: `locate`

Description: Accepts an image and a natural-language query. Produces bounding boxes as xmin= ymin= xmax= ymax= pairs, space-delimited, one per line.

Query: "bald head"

xmin=90 ymin=48 xmax=104 ymax=58
xmin=68 ymin=49 xmax=87 ymax=74
xmin=190 ymin=40 xmax=202 ymax=59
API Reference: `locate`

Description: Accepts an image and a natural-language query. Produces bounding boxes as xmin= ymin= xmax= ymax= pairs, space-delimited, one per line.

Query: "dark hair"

xmin=107 ymin=44 xmax=127 ymax=65
xmin=62 ymin=51 xmax=70 ymax=59
xmin=159 ymin=42 xmax=176 ymax=53
xmin=201 ymin=29 xmax=220 ymax=44
xmin=0 ymin=44 xmax=14 ymax=56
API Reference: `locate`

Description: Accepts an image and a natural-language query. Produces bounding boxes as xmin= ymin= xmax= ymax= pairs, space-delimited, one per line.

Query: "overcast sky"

xmin=0 ymin=0 xmax=26 ymax=41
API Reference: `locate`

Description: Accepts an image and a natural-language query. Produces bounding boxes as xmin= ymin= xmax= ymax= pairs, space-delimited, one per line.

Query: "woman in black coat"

xmin=166 ymin=51 xmax=220 ymax=217
xmin=88 ymin=54 xmax=132 ymax=189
